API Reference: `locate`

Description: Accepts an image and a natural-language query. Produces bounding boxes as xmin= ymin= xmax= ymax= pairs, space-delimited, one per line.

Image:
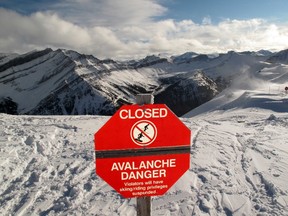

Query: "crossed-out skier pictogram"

xmin=130 ymin=120 xmax=157 ymax=146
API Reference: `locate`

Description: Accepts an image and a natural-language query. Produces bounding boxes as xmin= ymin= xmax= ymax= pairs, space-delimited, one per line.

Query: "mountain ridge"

xmin=0 ymin=48 xmax=281 ymax=116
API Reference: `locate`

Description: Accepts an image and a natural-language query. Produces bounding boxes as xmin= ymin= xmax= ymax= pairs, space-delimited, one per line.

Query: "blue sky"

xmin=162 ymin=0 xmax=288 ymax=24
xmin=1 ymin=0 xmax=288 ymax=24
xmin=0 ymin=0 xmax=287 ymax=59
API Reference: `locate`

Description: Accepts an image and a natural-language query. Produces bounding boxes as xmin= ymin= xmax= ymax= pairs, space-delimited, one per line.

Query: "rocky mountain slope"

xmin=0 ymin=48 xmax=276 ymax=116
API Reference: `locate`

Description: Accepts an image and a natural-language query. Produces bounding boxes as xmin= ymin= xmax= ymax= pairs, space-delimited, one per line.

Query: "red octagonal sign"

xmin=94 ymin=104 xmax=191 ymax=198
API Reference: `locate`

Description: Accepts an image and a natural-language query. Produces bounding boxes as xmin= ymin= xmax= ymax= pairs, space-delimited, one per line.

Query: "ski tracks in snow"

xmin=1 ymin=111 xmax=288 ymax=215
xmin=181 ymin=110 xmax=288 ymax=215
xmin=0 ymin=114 xmax=135 ymax=216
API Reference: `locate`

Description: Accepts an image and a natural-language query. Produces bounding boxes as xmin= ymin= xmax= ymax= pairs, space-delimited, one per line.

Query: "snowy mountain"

xmin=0 ymin=48 xmax=136 ymax=115
xmin=266 ymin=49 xmax=288 ymax=64
xmin=0 ymin=48 xmax=276 ymax=116
xmin=1 ymin=55 xmax=288 ymax=215
xmin=155 ymin=71 xmax=218 ymax=116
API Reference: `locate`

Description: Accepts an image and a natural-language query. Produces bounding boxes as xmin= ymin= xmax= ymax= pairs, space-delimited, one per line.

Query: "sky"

xmin=0 ymin=0 xmax=288 ymax=59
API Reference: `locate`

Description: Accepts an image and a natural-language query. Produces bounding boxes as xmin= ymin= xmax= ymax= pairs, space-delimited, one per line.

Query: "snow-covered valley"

xmin=1 ymin=68 xmax=288 ymax=215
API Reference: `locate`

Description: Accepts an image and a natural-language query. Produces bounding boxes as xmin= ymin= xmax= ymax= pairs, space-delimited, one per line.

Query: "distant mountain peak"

xmin=266 ymin=49 xmax=288 ymax=64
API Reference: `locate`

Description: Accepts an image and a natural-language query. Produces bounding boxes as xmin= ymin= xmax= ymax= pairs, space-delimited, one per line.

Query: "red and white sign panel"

xmin=94 ymin=104 xmax=191 ymax=198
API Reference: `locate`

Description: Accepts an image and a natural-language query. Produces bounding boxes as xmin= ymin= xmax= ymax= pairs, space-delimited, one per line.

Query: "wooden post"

xmin=136 ymin=93 xmax=153 ymax=216
xmin=136 ymin=93 xmax=154 ymax=105
xmin=137 ymin=196 xmax=151 ymax=216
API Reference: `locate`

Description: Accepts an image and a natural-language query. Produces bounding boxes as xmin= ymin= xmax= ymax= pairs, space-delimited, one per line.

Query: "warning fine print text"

xmin=120 ymin=180 xmax=168 ymax=196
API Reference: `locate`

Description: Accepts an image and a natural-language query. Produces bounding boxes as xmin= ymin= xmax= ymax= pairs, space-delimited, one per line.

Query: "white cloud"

xmin=202 ymin=16 xmax=212 ymax=25
xmin=0 ymin=6 xmax=288 ymax=60
xmin=0 ymin=9 xmax=91 ymax=52
xmin=50 ymin=0 xmax=167 ymax=27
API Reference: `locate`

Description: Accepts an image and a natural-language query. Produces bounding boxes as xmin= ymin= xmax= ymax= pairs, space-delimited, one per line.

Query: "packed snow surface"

xmin=1 ymin=63 xmax=288 ymax=215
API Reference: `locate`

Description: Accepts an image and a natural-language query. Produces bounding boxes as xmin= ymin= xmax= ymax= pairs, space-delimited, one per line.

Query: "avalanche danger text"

xmin=111 ymin=159 xmax=176 ymax=180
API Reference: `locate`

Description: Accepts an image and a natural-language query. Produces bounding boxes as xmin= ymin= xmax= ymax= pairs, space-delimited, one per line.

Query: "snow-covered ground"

xmin=1 ymin=65 xmax=288 ymax=215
